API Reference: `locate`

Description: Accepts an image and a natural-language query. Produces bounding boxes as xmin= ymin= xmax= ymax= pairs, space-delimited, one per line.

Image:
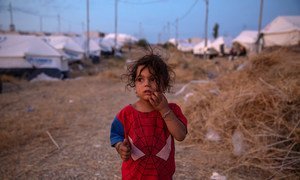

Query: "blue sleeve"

xmin=110 ymin=116 xmax=124 ymax=147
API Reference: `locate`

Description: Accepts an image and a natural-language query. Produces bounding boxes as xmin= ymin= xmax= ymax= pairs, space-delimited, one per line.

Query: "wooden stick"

xmin=46 ymin=131 xmax=60 ymax=149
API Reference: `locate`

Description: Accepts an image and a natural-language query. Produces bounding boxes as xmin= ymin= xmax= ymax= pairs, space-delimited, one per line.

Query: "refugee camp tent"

xmin=104 ymin=33 xmax=138 ymax=46
xmin=99 ymin=37 xmax=120 ymax=55
xmin=232 ymin=30 xmax=258 ymax=53
xmin=211 ymin=36 xmax=233 ymax=55
xmin=0 ymin=34 xmax=66 ymax=79
xmin=168 ymin=38 xmax=177 ymax=46
xmin=42 ymin=35 xmax=85 ymax=62
xmin=72 ymin=36 xmax=101 ymax=57
xmin=193 ymin=40 xmax=213 ymax=55
xmin=98 ymin=33 xmax=137 ymax=56
xmin=176 ymin=39 xmax=196 ymax=52
xmin=262 ymin=16 xmax=300 ymax=47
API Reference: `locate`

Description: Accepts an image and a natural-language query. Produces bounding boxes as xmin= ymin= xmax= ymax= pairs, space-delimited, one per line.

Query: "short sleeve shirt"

xmin=110 ymin=103 xmax=187 ymax=180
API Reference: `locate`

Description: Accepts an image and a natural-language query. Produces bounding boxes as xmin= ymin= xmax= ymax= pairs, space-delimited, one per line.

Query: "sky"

xmin=0 ymin=0 xmax=299 ymax=43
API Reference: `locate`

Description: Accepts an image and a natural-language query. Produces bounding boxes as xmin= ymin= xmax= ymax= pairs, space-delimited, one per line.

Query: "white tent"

xmin=101 ymin=33 xmax=138 ymax=52
xmin=177 ymin=39 xmax=196 ymax=53
xmin=0 ymin=34 xmax=67 ymax=78
xmin=193 ymin=40 xmax=212 ymax=55
xmin=42 ymin=35 xmax=85 ymax=62
xmin=262 ymin=16 xmax=300 ymax=47
xmin=72 ymin=36 xmax=101 ymax=57
xmin=211 ymin=36 xmax=233 ymax=55
xmin=233 ymin=30 xmax=258 ymax=53
xmin=99 ymin=37 xmax=121 ymax=53
xmin=104 ymin=33 xmax=138 ymax=45
xmin=168 ymin=38 xmax=177 ymax=46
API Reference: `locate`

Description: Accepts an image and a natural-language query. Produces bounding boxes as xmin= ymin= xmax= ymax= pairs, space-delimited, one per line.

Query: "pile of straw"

xmin=183 ymin=48 xmax=300 ymax=178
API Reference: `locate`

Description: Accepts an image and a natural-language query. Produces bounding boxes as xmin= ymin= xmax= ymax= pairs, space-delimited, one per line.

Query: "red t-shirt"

xmin=114 ymin=103 xmax=187 ymax=180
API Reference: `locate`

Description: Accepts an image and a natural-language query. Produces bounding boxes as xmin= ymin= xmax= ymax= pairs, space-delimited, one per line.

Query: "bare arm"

xmin=149 ymin=92 xmax=187 ymax=141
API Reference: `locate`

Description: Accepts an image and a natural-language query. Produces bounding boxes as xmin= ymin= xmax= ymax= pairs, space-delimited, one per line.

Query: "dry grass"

xmin=183 ymin=47 xmax=300 ymax=179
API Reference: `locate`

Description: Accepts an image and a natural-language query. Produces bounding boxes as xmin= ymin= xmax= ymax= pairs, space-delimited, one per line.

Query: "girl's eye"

xmin=149 ymin=77 xmax=155 ymax=82
xmin=136 ymin=77 xmax=143 ymax=82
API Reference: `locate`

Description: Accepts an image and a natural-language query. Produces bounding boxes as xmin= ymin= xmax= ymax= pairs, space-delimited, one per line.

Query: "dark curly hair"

xmin=123 ymin=47 xmax=175 ymax=93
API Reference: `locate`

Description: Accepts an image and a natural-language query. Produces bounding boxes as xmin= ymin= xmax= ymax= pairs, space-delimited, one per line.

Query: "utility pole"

xmin=81 ymin=22 xmax=85 ymax=34
xmin=139 ymin=22 xmax=143 ymax=39
xmin=40 ymin=16 xmax=43 ymax=32
xmin=257 ymin=0 xmax=264 ymax=53
xmin=9 ymin=2 xmax=15 ymax=31
xmin=114 ymin=0 xmax=118 ymax=55
xmin=57 ymin=14 xmax=61 ymax=33
xmin=204 ymin=0 xmax=209 ymax=59
xmin=167 ymin=21 xmax=170 ymax=41
xmin=175 ymin=18 xmax=179 ymax=46
xmin=86 ymin=0 xmax=90 ymax=59
xmin=158 ymin=33 xmax=161 ymax=44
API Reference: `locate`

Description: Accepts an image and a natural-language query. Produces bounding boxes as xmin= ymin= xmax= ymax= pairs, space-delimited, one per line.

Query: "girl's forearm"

xmin=160 ymin=109 xmax=187 ymax=141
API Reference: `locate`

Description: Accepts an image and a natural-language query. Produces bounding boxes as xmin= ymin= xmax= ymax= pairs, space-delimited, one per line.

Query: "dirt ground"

xmin=1 ymin=47 xmax=287 ymax=179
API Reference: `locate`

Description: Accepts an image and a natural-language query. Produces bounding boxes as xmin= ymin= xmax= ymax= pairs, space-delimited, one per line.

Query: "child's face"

xmin=135 ymin=66 xmax=158 ymax=101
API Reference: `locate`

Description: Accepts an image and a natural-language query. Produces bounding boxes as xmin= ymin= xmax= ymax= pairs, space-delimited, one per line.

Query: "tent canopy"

xmin=262 ymin=16 xmax=300 ymax=47
xmin=263 ymin=16 xmax=300 ymax=34
xmin=42 ymin=35 xmax=84 ymax=53
xmin=233 ymin=30 xmax=258 ymax=52
xmin=177 ymin=41 xmax=195 ymax=52
xmin=0 ymin=34 xmax=67 ymax=74
xmin=0 ymin=34 xmax=61 ymax=57
xmin=42 ymin=35 xmax=85 ymax=61
xmin=211 ymin=36 xmax=233 ymax=54
xmin=193 ymin=40 xmax=212 ymax=55
xmin=104 ymin=33 xmax=138 ymax=46
xmin=73 ymin=36 xmax=101 ymax=56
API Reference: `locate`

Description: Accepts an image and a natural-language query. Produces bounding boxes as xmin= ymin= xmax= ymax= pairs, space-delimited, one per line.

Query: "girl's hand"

xmin=149 ymin=92 xmax=169 ymax=112
xmin=116 ymin=139 xmax=131 ymax=161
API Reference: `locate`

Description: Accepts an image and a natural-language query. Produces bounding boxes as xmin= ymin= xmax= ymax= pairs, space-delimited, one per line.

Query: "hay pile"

xmin=183 ymin=48 xmax=300 ymax=178
xmin=168 ymin=50 xmax=247 ymax=83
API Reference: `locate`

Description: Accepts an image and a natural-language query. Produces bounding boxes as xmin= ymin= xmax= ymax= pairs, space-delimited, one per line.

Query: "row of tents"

xmin=0 ymin=33 xmax=137 ymax=79
xmin=173 ymin=16 xmax=300 ymax=57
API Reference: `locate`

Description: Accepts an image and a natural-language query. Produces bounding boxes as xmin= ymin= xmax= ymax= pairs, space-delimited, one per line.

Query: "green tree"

xmin=213 ymin=23 xmax=219 ymax=39
xmin=136 ymin=39 xmax=148 ymax=48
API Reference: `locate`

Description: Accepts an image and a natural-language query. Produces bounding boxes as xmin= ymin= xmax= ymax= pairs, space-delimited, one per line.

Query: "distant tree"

xmin=136 ymin=39 xmax=148 ymax=48
xmin=213 ymin=23 xmax=219 ymax=39
xmin=162 ymin=42 xmax=175 ymax=50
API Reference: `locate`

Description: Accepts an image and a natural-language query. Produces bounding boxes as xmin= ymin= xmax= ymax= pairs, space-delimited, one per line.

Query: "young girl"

xmin=110 ymin=48 xmax=188 ymax=179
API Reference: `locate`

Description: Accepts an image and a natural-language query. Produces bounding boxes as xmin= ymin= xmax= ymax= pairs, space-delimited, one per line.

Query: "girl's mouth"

xmin=144 ymin=90 xmax=153 ymax=95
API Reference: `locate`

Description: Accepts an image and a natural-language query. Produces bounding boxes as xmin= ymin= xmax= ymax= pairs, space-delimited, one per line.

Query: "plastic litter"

xmin=205 ymin=128 xmax=221 ymax=142
xmin=232 ymin=129 xmax=245 ymax=156
xmin=210 ymin=172 xmax=226 ymax=180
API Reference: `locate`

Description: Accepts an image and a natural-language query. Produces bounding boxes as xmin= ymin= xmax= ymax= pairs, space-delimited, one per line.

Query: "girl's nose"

xmin=144 ymin=79 xmax=151 ymax=86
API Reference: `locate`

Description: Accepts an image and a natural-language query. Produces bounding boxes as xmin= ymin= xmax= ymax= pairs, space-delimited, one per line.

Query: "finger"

xmin=149 ymin=97 xmax=156 ymax=106
xmin=155 ymin=92 xmax=165 ymax=102
xmin=120 ymin=145 xmax=131 ymax=153
xmin=153 ymin=92 xmax=162 ymax=100
xmin=153 ymin=93 xmax=164 ymax=105
xmin=123 ymin=138 xmax=129 ymax=146
xmin=123 ymin=149 xmax=131 ymax=156
xmin=151 ymin=93 xmax=159 ymax=102
xmin=122 ymin=152 xmax=131 ymax=159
